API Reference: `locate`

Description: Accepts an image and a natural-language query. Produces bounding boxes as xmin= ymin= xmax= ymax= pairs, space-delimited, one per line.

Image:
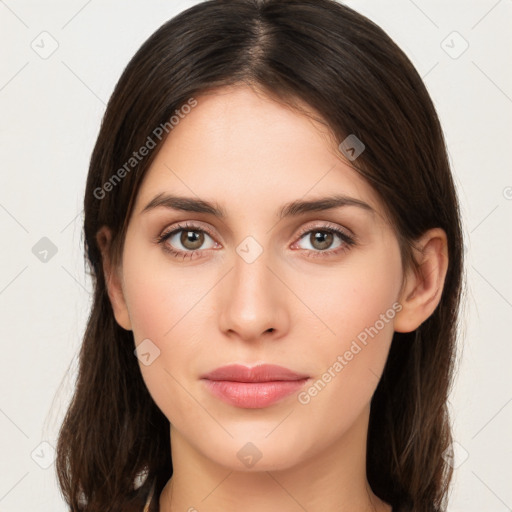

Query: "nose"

xmin=217 ymin=247 xmax=290 ymax=343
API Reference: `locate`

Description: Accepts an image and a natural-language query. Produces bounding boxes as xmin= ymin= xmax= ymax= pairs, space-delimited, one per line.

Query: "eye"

xmin=156 ymin=221 xmax=355 ymax=261
xmin=292 ymin=223 xmax=355 ymax=258
xmin=156 ymin=222 xmax=219 ymax=260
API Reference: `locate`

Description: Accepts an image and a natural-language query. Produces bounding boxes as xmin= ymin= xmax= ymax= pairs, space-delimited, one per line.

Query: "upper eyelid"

xmin=162 ymin=221 xmax=216 ymax=240
xmin=295 ymin=221 xmax=354 ymax=238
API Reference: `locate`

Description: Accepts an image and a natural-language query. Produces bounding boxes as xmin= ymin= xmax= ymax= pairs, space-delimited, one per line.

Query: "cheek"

xmin=121 ymin=248 xmax=219 ymax=410
xmin=292 ymin=242 xmax=402 ymax=351
xmin=122 ymin=263 xmax=210 ymax=426
xmin=122 ymin=247 xmax=209 ymax=343
xmin=292 ymin=248 xmax=402 ymax=438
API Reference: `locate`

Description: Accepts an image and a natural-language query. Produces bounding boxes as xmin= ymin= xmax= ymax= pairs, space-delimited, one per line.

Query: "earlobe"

xmin=394 ymin=228 xmax=449 ymax=333
xmin=96 ymin=226 xmax=132 ymax=331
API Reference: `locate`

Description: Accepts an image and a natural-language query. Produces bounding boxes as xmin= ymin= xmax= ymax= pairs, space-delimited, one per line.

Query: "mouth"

xmin=200 ymin=364 xmax=310 ymax=409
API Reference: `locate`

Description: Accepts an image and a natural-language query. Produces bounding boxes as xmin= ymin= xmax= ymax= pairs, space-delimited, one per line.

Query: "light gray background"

xmin=1 ymin=0 xmax=511 ymax=510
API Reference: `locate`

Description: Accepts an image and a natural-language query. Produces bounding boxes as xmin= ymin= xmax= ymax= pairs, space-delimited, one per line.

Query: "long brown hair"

xmin=55 ymin=1 xmax=464 ymax=510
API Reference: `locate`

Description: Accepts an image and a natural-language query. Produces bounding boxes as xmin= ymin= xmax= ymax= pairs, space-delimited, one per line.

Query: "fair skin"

xmin=98 ymin=85 xmax=448 ymax=512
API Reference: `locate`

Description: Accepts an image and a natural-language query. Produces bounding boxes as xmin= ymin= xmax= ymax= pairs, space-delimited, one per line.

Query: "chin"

xmin=191 ymin=430 xmax=311 ymax=473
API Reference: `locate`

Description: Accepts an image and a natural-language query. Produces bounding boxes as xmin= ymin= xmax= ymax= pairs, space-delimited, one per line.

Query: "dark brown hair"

xmin=55 ymin=1 xmax=464 ymax=511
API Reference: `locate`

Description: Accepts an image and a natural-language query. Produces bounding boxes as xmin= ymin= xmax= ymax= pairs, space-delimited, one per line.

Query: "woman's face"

xmin=113 ymin=85 xmax=406 ymax=471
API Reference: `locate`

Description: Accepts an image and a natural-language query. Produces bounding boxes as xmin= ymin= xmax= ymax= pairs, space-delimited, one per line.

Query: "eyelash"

xmin=155 ymin=221 xmax=356 ymax=261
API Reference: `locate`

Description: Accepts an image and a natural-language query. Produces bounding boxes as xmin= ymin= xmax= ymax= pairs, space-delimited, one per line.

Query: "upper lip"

xmin=201 ymin=364 xmax=309 ymax=383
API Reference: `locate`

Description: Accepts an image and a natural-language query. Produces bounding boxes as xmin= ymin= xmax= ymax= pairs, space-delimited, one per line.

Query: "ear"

xmin=96 ymin=226 xmax=132 ymax=331
xmin=394 ymin=228 xmax=449 ymax=333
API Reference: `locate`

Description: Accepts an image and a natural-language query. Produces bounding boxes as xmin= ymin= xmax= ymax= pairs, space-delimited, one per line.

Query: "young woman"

xmin=55 ymin=1 xmax=464 ymax=511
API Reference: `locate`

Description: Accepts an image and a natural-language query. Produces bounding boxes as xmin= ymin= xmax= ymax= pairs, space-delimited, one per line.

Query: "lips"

xmin=201 ymin=364 xmax=310 ymax=409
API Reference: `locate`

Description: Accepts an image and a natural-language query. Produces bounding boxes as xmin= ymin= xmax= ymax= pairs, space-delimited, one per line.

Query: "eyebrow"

xmin=141 ymin=193 xmax=374 ymax=219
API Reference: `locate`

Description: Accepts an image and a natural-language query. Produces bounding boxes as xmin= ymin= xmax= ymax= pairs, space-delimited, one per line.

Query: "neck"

xmin=159 ymin=404 xmax=391 ymax=512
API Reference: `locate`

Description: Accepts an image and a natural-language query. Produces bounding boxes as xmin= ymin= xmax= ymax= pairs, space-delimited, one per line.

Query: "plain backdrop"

xmin=1 ymin=0 xmax=511 ymax=510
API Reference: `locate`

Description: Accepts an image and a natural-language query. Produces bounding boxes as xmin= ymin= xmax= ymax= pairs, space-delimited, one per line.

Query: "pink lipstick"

xmin=201 ymin=364 xmax=309 ymax=409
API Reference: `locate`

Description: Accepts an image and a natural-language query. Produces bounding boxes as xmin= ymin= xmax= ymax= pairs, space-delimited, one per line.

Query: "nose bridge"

xmin=218 ymin=237 xmax=287 ymax=340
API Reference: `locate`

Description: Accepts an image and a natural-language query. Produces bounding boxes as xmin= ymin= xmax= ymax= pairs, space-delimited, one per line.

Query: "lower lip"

xmin=202 ymin=379 xmax=309 ymax=408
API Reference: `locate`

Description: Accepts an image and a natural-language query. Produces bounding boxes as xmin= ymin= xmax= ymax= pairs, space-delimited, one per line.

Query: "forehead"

xmin=133 ymin=85 xmax=383 ymax=218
